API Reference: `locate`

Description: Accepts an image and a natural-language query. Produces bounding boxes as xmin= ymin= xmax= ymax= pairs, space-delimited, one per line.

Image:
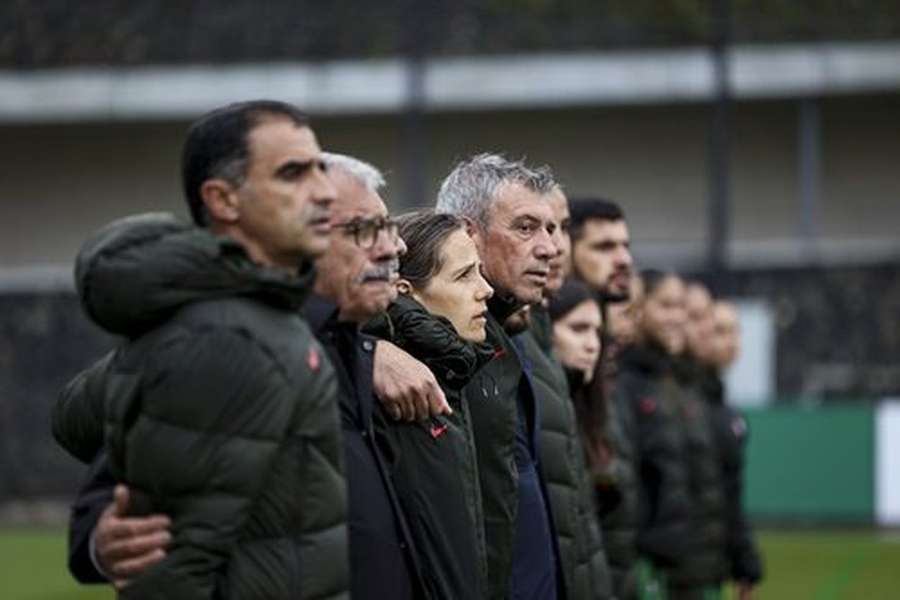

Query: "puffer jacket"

xmin=668 ymin=358 xmax=727 ymax=589
xmin=701 ymin=370 xmax=764 ymax=586
xmin=521 ymin=308 xmax=613 ymax=599
xmin=367 ymin=294 xmax=494 ymax=599
xmin=616 ymin=343 xmax=690 ymax=569
xmin=52 ymin=213 xmax=348 ymax=600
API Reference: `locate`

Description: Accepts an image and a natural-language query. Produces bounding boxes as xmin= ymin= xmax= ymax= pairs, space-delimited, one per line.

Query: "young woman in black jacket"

xmin=615 ymin=270 xmax=693 ymax=595
xmin=368 ymin=211 xmax=495 ymax=599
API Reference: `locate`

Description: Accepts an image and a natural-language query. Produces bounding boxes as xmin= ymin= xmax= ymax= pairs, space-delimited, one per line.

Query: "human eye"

xmin=455 ymin=264 xmax=475 ymax=281
xmin=276 ymin=160 xmax=313 ymax=181
xmin=513 ymin=219 xmax=538 ymax=236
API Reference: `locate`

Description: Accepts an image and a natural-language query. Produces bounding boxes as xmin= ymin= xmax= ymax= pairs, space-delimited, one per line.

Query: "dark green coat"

xmin=616 ymin=343 xmax=691 ymax=569
xmin=368 ymin=294 xmax=494 ymax=599
xmin=466 ymin=301 xmax=525 ymax=600
xmin=668 ymin=359 xmax=728 ymax=589
xmin=53 ymin=213 xmax=349 ymax=600
xmin=521 ymin=308 xmax=612 ymax=599
xmin=598 ymin=379 xmax=641 ymax=598
xmin=701 ymin=370 xmax=764 ymax=585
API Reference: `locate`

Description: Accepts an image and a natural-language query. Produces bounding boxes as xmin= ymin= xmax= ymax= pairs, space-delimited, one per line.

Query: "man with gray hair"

xmin=436 ymin=153 xmax=564 ymax=599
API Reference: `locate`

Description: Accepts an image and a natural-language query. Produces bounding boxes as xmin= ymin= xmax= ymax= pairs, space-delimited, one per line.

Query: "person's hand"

xmin=373 ymin=340 xmax=451 ymax=421
xmin=94 ymin=485 xmax=171 ymax=590
xmin=736 ymin=581 xmax=756 ymax=600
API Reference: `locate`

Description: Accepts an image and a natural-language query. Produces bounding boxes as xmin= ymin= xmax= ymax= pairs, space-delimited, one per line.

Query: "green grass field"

xmin=2 ymin=528 xmax=899 ymax=599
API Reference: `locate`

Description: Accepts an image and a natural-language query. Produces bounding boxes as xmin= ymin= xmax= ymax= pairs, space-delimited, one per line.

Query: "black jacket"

xmin=616 ymin=343 xmax=691 ymax=569
xmin=701 ymin=370 xmax=764 ymax=585
xmin=53 ymin=213 xmax=348 ymax=600
xmin=468 ymin=294 xmax=560 ymax=600
xmin=521 ymin=309 xmax=612 ymax=599
xmin=304 ymin=294 xmax=425 ymax=600
xmin=370 ymin=294 xmax=494 ymax=599
xmin=668 ymin=359 xmax=728 ymax=588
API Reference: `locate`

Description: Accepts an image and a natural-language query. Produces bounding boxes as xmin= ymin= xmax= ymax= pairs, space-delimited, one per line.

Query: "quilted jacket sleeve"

xmin=115 ymin=326 xmax=323 ymax=600
xmin=53 ymin=351 xmax=115 ymax=464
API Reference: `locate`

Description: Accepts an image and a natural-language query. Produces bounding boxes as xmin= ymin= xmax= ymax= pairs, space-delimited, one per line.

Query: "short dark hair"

xmin=548 ymin=279 xmax=597 ymax=323
xmin=568 ymin=197 xmax=625 ymax=242
xmin=640 ymin=268 xmax=679 ymax=298
xmin=397 ymin=210 xmax=465 ymax=290
xmin=181 ymin=100 xmax=310 ymax=226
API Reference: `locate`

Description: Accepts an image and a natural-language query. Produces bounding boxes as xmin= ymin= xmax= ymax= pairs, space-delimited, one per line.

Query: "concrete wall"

xmin=1 ymin=94 xmax=897 ymax=276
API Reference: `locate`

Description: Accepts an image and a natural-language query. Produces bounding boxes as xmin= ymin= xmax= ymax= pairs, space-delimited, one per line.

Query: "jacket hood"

xmin=379 ymin=294 xmax=495 ymax=390
xmin=75 ymin=212 xmax=316 ymax=337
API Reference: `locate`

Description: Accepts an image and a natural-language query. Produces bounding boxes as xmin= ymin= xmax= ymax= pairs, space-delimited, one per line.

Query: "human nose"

xmin=476 ymin=273 xmax=494 ymax=301
xmin=585 ymin=332 xmax=600 ymax=355
xmin=395 ymin=234 xmax=408 ymax=256
xmin=311 ymin=166 xmax=336 ymax=211
xmin=370 ymin=224 xmax=401 ymax=260
xmin=549 ymin=228 xmax=565 ymax=258
xmin=616 ymin=244 xmax=633 ymax=268
xmin=534 ymin=228 xmax=555 ymax=260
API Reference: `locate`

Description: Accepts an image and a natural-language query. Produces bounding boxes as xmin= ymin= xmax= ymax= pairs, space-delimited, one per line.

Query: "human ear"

xmin=200 ymin=179 xmax=240 ymax=223
xmin=396 ymin=279 xmax=413 ymax=295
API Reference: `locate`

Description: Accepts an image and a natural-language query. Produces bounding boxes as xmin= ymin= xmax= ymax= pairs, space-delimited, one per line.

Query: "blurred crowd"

xmin=52 ymin=100 xmax=762 ymax=600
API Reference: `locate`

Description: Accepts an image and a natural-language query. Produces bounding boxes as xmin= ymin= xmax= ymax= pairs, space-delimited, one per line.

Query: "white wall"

xmin=876 ymin=401 xmax=900 ymax=526
xmin=1 ymin=94 xmax=898 ymax=280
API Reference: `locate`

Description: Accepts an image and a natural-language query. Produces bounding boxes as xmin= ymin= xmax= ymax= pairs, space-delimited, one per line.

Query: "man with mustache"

xmin=58 ymin=143 xmax=423 ymax=596
xmin=304 ymin=152 xmax=425 ymax=599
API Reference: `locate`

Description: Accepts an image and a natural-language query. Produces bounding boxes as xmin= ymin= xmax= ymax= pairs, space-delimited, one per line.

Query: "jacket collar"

xmin=303 ymin=293 xmax=342 ymax=335
xmin=487 ymin=289 xmax=524 ymax=323
xmin=77 ymin=213 xmax=317 ymax=336
xmin=383 ymin=295 xmax=495 ymax=390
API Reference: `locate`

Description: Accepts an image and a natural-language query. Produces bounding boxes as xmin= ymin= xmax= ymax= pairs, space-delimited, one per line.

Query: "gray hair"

xmin=322 ymin=152 xmax=386 ymax=192
xmin=435 ymin=153 xmax=558 ymax=227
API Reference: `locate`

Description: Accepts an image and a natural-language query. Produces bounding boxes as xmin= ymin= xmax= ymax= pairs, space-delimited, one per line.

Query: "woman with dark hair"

xmin=367 ymin=210 xmax=494 ymax=599
xmin=615 ymin=270 xmax=692 ymax=596
xmin=548 ymin=279 xmax=603 ymax=390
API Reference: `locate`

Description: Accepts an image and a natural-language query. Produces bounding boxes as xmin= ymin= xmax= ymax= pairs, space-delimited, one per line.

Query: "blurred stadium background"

xmin=1 ymin=2 xmax=899 ymax=598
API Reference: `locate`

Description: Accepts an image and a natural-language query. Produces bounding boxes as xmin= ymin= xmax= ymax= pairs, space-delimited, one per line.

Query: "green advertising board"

xmin=743 ymin=405 xmax=875 ymax=523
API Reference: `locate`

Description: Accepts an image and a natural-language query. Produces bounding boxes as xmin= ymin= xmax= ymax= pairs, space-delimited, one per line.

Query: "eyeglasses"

xmin=333 ymin=216 xmax=400 ymax=249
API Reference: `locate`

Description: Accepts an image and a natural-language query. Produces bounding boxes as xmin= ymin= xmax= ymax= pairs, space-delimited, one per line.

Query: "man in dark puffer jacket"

xmin=53 ymin=101 xmax=349 ymax=599
xmin=521 ymin=185 xmax=612 ymax=600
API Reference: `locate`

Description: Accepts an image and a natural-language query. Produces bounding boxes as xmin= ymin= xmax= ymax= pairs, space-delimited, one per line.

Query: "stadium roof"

xmin=0 ymin=41 xmax=898 ymax=122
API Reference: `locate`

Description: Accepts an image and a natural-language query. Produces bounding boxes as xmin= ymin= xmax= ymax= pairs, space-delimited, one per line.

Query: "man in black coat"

xmin=62 ymin=147 xmax=429 ymax=598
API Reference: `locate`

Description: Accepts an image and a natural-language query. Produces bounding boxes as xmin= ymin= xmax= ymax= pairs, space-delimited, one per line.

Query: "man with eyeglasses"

xmin=306 ymin=152 xmax=425 ymax=599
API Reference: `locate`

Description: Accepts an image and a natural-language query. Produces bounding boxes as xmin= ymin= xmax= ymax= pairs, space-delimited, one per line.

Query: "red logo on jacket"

xmin=639 ymin=397 xmax=657 ymax=415
xmin=307 ymin=348 xmax=320 ymax=371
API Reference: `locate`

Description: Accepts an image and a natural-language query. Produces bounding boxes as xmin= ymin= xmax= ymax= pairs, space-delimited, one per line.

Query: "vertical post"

xmin=708 ymin=0 xmax=732 ymax=286
xmin=403 ymin=0 xmax=428 ymax=210
xmin=797 ymin=98 xmax=822 ymax=259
